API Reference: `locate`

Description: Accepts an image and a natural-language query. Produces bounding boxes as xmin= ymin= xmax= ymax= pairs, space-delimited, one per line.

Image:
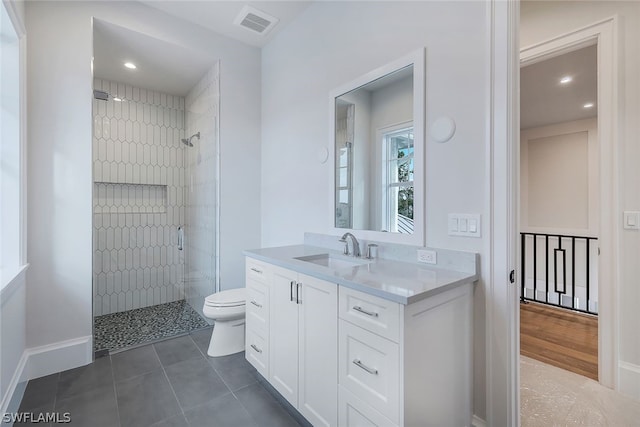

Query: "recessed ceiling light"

xmin=124 ymin=62 xmax=137 ymax=69
xmin=560 ymin=76 xmax=573 ymax=84
xmin=583 ymin=102 xmax=595 ymax=109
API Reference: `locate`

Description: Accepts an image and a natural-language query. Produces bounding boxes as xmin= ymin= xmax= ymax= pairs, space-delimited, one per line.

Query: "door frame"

xmin=489 ymin=4 xmax=619 ymax=425
xmin=486 ymin=1 xmax=520 ymax=425
xmin=519 ymin=16 xmax=619 ymax=390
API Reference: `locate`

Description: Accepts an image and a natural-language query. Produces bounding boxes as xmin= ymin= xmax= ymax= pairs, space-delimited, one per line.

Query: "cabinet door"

xmin=298 ymin=274 xmax=338 ymax=427
xmin=269 ymin=266 xmax=299 ymax=407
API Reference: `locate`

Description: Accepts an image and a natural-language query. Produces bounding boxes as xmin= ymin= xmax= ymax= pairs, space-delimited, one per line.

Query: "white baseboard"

xmin=0 ymin=351 xmax=29 ymax=416
xmin=23 ymin=336 xmax=93 ymax=381
xmin=472 ymin=414 xmax=487 ymax=427
xmin=618 ymin=361 xmax=640 ymax=400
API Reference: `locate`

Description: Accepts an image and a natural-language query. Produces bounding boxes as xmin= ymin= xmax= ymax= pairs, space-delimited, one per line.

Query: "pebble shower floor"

xmin=94 ymin=300 xmax=209 ymax=353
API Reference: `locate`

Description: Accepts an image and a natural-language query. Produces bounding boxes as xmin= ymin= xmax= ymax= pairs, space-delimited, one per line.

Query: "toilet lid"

xmin=204 ymin=288 xmax=246 ymax=307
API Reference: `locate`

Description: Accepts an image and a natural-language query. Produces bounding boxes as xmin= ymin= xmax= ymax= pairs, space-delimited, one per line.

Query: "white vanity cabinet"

xmin=245 ymin=260 xmax=338 ymax=427
xmin=245 ymin=255 xmax=474 ymax=427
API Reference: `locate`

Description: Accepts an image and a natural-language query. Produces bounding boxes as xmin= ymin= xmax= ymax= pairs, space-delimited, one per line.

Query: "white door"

xmin=269 ymin=266 xmax=300 ymax=406
xmin=298 ymin=274 xmax=338 ymax=427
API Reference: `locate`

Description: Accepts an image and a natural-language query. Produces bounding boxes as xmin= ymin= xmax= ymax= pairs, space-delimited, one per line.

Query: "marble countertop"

xmin=243 ymin=245 xmax=478 ymax=305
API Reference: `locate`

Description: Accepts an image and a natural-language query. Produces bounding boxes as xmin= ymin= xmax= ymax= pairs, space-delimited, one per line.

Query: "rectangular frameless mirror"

xmin=330 ymin=49 xmax=425 ymax=245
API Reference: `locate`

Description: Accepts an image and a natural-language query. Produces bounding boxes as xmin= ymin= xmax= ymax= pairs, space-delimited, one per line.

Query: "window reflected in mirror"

xmin=382 ymin=126 xmax=414 ymax=233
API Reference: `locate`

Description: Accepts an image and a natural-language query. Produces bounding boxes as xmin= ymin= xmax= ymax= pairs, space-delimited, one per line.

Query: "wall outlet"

xmin=417 ymin=249 xmax=437 ymax=264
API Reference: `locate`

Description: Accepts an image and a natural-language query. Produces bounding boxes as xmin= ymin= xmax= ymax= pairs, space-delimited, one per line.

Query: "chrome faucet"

xmin=339 ymin=232 xmax=361 ymax=258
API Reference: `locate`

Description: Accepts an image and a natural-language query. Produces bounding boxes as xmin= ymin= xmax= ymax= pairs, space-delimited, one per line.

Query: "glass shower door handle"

xmin=177 ymin=226 xmax=184 ymax=251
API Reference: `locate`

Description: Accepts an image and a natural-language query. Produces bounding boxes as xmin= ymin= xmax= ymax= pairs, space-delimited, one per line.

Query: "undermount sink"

xmin=295 ymin=253 xmax=371 ymax=270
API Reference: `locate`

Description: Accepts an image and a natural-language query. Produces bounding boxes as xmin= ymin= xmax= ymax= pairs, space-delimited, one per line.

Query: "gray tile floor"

xmin=16 ymin=328 xmax=303 ymax=427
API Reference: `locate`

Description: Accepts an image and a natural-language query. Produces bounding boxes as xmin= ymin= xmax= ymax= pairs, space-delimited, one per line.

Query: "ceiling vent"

xmin=234 ymin=5 xmax=279 ymax=36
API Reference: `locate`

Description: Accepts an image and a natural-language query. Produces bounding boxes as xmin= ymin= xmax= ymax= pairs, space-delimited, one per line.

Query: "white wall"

xmin=520 ymin=118 xmax=598 ymax=235
xmin=261 ymin=1 xmax=489 ymax=419
xmin=25 ymin=0 xmax=261 ymax=357
xmin=521 ymin=0 xmax=640 ymax=398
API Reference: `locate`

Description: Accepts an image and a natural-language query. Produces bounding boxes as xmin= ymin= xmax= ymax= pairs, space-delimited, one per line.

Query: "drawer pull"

xmin=250 ymin=300 xmax=262 ymax=308
xmin=353 ymin=359 xmax=378 ymax=375
xmin=353 ymin=306 xmax=379 ymax=318
xmin=250 ymin=344 xmax=262 ymax=354
xmin=250 ymin=267 xmax=263 ymax=274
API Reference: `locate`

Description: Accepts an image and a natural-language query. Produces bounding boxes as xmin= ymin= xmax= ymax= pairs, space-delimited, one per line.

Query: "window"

xmin=382 ymin=126 xmax=414 ymax=233
xmin=1 ymin=2 xmax=24 ymax=287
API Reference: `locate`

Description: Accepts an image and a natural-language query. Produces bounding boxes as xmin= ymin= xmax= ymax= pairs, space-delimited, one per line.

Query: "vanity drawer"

xmin=339 ymin=287 xmax=400 ymax=343
xmin=246 ymin=278 xmax=269 ymax=331
xmin=339 ymin=320 xmax=400 ymax=424
xmin=246 ymin=258 xmax=270 ymax=284
xmin=246 ymin=327 xmax=268 ymax=378
xmin=339 ymin=386 xmax=397 ymax=427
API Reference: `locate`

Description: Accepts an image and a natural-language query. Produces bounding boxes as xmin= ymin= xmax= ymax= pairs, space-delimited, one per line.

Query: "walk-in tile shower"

xmin=91 ymin=26 xmax=220 ymax=353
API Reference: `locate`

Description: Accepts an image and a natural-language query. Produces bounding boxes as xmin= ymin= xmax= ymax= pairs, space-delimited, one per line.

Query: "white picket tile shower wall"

xmin=184 ymin=63 xmax=220 ymax=320
xmin=92 ymin=78 xmax=186 ymax=316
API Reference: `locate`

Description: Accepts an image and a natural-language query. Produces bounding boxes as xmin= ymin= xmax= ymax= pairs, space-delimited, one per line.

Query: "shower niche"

xmin=91 ymin=19 xmax=220 ymax=354
xmin=94 ymin=183 xmax=168 ymax=214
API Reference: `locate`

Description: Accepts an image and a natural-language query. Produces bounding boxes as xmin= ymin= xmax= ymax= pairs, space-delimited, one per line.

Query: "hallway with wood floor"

xmin=520 ymin=301 xmax=598 ymax=381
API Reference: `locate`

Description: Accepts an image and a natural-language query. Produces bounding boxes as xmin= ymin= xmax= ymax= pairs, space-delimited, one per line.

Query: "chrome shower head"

xmin=181 ymin=132 xmax=200 ymax=147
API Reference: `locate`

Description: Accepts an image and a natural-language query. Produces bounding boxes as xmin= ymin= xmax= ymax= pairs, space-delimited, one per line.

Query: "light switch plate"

xmin=448 ymin=214 xmax=481 ymax=237
xmin=623 ymin=211 xmax=640 ymax=230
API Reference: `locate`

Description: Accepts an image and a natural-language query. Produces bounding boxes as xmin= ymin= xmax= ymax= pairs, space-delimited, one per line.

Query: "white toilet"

xmin=202 ymin=288 xmax=246 ymax=357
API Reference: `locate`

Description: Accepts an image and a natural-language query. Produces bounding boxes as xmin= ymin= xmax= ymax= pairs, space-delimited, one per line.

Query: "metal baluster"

xmin=586 ymin=238 xmax=591 ymax=313
xmin=545 ymin=235 xmax=549 ymax=303
xmin=571 ymin=237 xmax=576 ymax=310
xmin=521 ymin=233 xmax=526 ymax=303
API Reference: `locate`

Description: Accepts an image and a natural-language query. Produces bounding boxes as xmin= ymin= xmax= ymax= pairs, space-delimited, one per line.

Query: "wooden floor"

xmin=520 ymin=302 xmax=598 ymax=380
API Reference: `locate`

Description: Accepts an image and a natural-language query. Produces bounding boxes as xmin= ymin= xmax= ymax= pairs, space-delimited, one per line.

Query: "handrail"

xmin=520 ymin=232 xmax=598 ymax=315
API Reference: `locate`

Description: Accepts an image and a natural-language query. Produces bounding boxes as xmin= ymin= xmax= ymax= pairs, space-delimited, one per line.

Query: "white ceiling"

xmin=93 ymin=2 xmax=312 ymax=96
xmin=93 ymin=19 xmax=216 ymax=96
xmin=520 ymin=44 xmax=597 ymax=130
xmin=141 ymin=1 xmax=313 ymax=48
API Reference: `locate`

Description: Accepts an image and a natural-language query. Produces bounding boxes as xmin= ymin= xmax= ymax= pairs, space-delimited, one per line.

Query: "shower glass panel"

xmin=183 ymin=63 xmax=220 ymax=321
